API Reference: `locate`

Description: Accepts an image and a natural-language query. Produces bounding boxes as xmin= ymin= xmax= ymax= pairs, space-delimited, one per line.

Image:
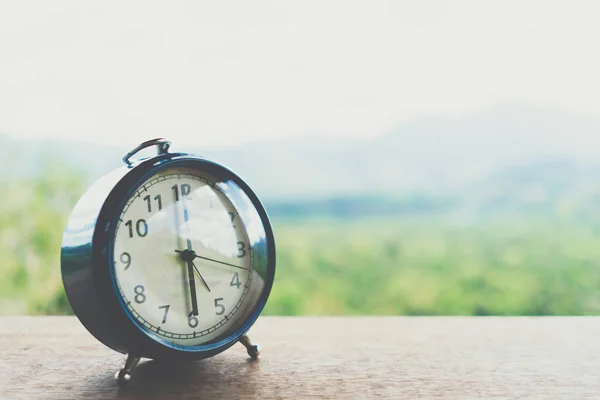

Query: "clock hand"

xmin=195 ymin=253 xmax=250 ymax=271
xmin=192 ymin=261 xmax=211 ymax=292
xmin=177 ymin=249 xmax=212 ymax=294
xmin=182 ymin=194 xmax=199 ymax=315
xmin=186 ymin=258 xmax=199 ymax=316
xmin=175 ymin=249 xmax=249 ymax=271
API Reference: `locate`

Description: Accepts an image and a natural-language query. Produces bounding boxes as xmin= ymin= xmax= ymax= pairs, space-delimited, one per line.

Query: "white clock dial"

xmin=112 ymin=167 xmax=253 ymax=346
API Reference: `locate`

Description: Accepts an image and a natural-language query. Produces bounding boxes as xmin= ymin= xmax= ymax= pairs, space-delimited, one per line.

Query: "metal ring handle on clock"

xmin=122 ymin=138 xmax=172 ymax=165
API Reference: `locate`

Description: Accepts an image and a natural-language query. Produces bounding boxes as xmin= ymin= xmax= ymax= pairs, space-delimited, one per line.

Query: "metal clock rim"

xmin=91 ymin=153 xmax=276 ymax=361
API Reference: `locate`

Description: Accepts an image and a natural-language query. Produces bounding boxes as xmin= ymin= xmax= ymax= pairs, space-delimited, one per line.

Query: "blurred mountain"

xmin=2 ymin=104 xmax=600 ymax=219
xmin=205 ymin=104 xmax=600 ymax=199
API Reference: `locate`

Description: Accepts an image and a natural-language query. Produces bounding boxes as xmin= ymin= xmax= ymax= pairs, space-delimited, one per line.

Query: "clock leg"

xmin=115 ymin=353 xmax=141 ymax=385
xmin=239 ymin=334 xmax=260 ymax=359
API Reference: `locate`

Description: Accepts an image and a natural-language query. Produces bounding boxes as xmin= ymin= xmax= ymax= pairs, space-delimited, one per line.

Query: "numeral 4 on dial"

xmin=230 ymin=272 xmax=241 ymax=289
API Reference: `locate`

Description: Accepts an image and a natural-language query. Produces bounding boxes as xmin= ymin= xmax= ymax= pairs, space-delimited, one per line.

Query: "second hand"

xmin=175 ymin=250 xmax=250 ymax=271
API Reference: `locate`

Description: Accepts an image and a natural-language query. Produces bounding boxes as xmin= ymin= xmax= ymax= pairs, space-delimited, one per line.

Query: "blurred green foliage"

xmin=263 ymin=218 xmax=600 ymax=315
xmin=0 ymin=157 xmax=85 ymax=314
xmin=2 ymin=158 xmax=600 ymax=316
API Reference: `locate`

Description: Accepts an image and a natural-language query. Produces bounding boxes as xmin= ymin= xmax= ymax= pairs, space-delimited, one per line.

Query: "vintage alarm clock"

xmin=61 ymin=138 xmax=276 ymax=384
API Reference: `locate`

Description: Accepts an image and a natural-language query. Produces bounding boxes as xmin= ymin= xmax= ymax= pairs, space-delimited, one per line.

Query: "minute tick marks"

xmin=113 ymin=168 xmax=254 ymax=345
xmin=61 ymin=138 xmax=274 ymax=379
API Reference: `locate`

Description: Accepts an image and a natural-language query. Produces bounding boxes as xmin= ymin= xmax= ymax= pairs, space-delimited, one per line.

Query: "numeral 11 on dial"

xmin=144 ymin=194 xmax=162 ymax=212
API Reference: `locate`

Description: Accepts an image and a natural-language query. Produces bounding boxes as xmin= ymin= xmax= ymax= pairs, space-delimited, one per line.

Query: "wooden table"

xmin=1 ymin=317 xmax=599 ymax=399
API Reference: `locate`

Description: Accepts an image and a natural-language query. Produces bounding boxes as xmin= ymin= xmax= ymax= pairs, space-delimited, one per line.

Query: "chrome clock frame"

xmin=61 ymin=139 xmax=276 ymax=383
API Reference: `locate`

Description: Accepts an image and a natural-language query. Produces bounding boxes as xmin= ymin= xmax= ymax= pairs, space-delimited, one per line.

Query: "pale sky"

xmin=0 ymin=1 xmax=598 ymax=148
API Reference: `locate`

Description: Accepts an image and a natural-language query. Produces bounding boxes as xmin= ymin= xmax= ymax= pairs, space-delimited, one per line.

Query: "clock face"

xmin=112 ymin=166 xmax=257 ymax=347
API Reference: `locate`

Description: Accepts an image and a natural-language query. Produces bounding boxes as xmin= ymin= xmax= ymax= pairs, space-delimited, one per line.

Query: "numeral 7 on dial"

xmin=158 ymin=305 xmax=170 ymax=324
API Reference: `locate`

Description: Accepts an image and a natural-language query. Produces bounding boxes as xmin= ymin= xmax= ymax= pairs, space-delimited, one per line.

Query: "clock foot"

xmin=239 ymin=334 xmax=260 ymax=359
xmin=115 ymin=353 xmax=141 ymax=385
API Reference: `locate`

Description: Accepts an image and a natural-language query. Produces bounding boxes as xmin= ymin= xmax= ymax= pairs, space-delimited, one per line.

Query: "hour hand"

xmin=176 ymin=249 xmax=211 ymax=293
xmin=192 ymin=261 xmax=211 ymax=292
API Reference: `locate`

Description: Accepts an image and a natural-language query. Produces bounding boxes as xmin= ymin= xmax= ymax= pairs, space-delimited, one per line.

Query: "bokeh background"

xmin=2 ymin=1 xmax=600 ymax=315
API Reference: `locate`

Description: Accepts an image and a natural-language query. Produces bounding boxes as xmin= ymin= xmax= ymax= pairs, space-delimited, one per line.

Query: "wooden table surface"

xmin=1 ymin=317 xmax=599 ymax=399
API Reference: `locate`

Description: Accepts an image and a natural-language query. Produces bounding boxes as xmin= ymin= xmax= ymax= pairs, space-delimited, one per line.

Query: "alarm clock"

xmin=61 ymin=138 xmax=276 ymax=384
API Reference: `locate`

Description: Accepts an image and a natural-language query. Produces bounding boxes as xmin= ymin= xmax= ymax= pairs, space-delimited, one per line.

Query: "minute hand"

xmin=186 ymin=259 xmax=199 ymax=316
xmin=193 ymin=254 xmax=250 ymax=271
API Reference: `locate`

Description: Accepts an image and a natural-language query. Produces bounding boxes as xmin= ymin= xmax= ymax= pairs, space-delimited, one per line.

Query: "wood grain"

xmin=1 ymin=317 xmax=599 ymax=399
